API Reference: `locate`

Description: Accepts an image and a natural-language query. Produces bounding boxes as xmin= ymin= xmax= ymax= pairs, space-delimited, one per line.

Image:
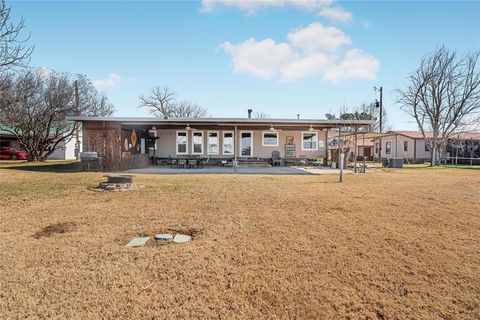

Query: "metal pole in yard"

xmin=339 ymin=152 xmax=344 ymax=182
xmin=74 ymin=80 xmax=80 ymax=160
xmin=363 ymin=131 xmax=366 ymax=173
xmin=354 ymin=126 xmax=358 ymax=173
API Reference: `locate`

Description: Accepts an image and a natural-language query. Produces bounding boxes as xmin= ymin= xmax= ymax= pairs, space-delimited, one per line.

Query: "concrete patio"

xmin=125 ymin=166 xmax=352 ymax=175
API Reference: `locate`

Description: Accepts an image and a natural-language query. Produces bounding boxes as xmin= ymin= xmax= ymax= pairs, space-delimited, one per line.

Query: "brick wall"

xmin=82 ymin=121 xmax=149 ymax=171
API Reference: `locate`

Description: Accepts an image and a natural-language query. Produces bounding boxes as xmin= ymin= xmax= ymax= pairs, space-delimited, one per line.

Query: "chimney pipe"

xmin=248 ymin=109 xmax=252 ymax=118
xmin=297 ymin=114 xmax=300 ymax=119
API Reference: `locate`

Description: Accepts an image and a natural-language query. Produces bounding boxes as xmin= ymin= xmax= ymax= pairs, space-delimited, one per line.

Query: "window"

xmin=262 ymin=131 xmax=279 ymax=146
xmin=176 ymin=131 xmax=188 ymax=154
xmin=207 ymin=131 xmax=219 ymax=155
xmin=386 ymin=142 xmax=391 ymax=154
xmin=302 ymin=132 xmax=318 ymax=151
xmin=240 ymin=131 xmax=253 ymax=157
xmin=404 ymin=141 xmax=408 ymax=152
xmin=192 ymin=131 xmax=204 ymax=154
xmin=223 ymin=131 xmax=234 ymax=155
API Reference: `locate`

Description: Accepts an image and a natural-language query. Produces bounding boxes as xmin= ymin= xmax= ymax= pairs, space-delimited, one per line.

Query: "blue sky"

xmin=9 ymin=0 xmax=480 ymax=129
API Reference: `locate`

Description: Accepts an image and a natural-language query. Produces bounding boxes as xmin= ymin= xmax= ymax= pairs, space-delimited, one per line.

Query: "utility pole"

xmin=379 ymin=86 xmax=383 ymax=133
xmin=74 ymin=80 xmax=80 ymax=160
xmin=375 ymin=86 xmax=383 ymax=163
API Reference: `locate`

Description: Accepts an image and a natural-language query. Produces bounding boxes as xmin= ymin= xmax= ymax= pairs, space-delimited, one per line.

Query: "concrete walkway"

xmin=126 ymin=166 xmax=311 ymax=175
xmin=125 ymin=166 xmax=352 ymax=175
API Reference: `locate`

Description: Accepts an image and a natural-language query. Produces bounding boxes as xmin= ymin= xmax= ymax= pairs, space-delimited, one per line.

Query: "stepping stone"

xmin=154 ymin=233 xmax=173 ymax=241
xmin=173 ymin=234 xmax=191 ymax=243
xmin=126 ymin=237 xmax=150 ymax=247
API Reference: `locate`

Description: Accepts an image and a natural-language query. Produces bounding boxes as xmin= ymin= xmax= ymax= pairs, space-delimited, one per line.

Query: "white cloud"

xmin=281 ymin=52 xmax=331 ymax=81
xmin=219 ymin=22 xmax=380 ymax=84
xmin=323 ymin=48 xmax=380 ymax=84
xmin=201 ymin=0 xmax=333 ymax=14
xmin=93 ymin=73 xmax=138 ymax=90
xmin=287 ymin=22 xmax=351 ymax=53
xmin=318 ymin=5 xmax=352 ymax=22
xmin=220 ymin=38 xmax=297 ymax=79
xmin=201 ymin=0 xmax=352 ymax=22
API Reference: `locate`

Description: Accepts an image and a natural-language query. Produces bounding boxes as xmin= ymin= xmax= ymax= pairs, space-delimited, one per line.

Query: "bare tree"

xmin=173 ymin=100 xmax=209 ymax=118
xmin=397 ymin=46 xmax=480 ymax=165
xmin=356 ymin=102 xmax=390 ymax=132
xmin=0 ymin=69 xmax=114 ymax=161
xmin=139 ymin=86 xmax=208 ymax=118
xmin=330 ymin=103 xmax=390 ymax=132
xmin=0 ymin=0 xmax=33 ymax=73
xmin=253 ymin=111 xmax=269 ymax=119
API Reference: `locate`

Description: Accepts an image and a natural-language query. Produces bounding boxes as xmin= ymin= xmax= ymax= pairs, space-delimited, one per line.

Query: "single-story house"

xmin=66 ymin=116 xmax=374 ymax=171
xmin=0 ymin=128 xmax=82 ymax=160
xmin=372 ymin=130 xmax=480 ymax=164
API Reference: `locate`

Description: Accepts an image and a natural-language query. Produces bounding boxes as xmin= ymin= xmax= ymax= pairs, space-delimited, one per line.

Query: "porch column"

xmin=234 ymin=124 xmax=238 ymax=162
xmin=325 ymin=129 xmax=328 ymax=162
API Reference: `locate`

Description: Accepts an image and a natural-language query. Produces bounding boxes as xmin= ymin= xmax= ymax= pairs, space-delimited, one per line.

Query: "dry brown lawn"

xmin=0 ymin=165 xmax=479 ymax=319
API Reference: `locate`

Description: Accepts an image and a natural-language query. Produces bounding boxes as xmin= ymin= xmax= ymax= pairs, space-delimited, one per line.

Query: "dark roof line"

xmin=65 ymin=116 xmax=375 ymax=125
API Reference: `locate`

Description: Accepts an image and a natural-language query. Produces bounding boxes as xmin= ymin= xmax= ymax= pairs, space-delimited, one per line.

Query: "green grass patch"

xmin=0 ymin=160 xmax=82 ymax=172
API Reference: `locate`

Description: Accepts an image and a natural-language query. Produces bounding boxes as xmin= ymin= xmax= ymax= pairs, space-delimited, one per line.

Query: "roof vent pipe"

xmin=248 ymin=109 xmax=252 ymax=118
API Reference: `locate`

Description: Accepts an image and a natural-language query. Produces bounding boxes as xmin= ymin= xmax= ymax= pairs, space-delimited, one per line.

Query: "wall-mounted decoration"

xmin=286 ymin=136 xmax=294 ymax=145
xmin=124 ymin=137 xmax=129 ymax=151
xmin=131 ymin=130 xmax=137 ymax=147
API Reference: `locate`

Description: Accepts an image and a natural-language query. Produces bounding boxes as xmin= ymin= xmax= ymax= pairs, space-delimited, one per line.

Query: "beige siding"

xmin=415 ymin=139 xmax=431 ymax=160
xmin=154 ymin=129 xmax=327 ymax=159
xmin=375 ymin=135 xmax=431 ymax=160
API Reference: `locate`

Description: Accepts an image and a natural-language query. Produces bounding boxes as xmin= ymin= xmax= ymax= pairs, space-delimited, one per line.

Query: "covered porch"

xmin=67 ymin=116 xmax=374 ymax=171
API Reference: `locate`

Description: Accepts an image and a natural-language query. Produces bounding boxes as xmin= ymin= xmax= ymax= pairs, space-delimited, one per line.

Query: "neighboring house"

xmin=328 ymin=132 xmax=384 ymax=162
xmin=65 ymin=115 xmax=374 ymax=171
xmin=372 ymin=130 xmax=480 ymax=164
xmin=0 ymin=128 xmax=82 ymax=160
xmin=0 ymin=129 xmax=21 ymax=150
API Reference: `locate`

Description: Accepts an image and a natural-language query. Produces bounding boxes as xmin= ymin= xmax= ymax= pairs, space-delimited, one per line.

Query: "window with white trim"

xmin=223 ymin=132 xmax=234 ymax=155
xmin=207 ymin=131 xmax=219 ymax=155
xmin=302 ymin=132 xmax=318 ymax=150
xmin=240 ymin=131 xmax=253 ymax=157
xmin=192 ymin=131 xmax=204 ymax=154
xmin=176 ymin=131 xmax=188 ymax=154
xmin=262 ymin=132 xmax=278 ymax=146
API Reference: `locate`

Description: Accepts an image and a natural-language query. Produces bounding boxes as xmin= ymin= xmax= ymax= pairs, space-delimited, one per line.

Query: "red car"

xmin=0 ymin=147 xmax=28 ymax=160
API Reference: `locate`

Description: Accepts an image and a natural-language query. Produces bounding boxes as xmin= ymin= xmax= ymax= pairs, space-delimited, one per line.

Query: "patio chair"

xmin=298 ymin=155 xmax=307 ymax=166
xmin=168 ymin=155 xmax=178 ymax=168
xmin=200 ymin=156 xmax=210 ymax=168
xmin=177 ymin=159 xmax=187 ymax=168
xmin=188 ymin=159 xmax=198 ymax=169
xmin=271 ymin=150 xmax=282 ymax=166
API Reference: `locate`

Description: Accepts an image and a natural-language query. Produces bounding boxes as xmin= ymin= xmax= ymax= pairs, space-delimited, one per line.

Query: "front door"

xmin=240 ymin=132 xmax=253 ymax=157
xmin=364 ymin=147 xmax=372 ymax=160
